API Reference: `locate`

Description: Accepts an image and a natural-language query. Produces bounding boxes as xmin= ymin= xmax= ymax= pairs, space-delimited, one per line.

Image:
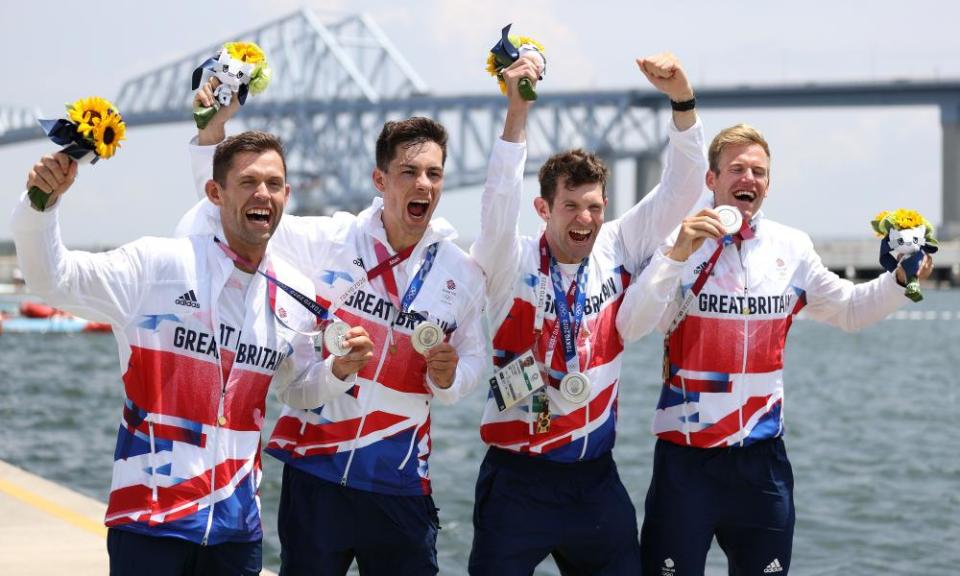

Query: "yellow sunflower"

xmin=67 ymin=96 xmax=115 ymax=137
xmin=91 ymin=111 xmax=126 ymax=159
xmin=891 ymin=208 xmax=924 ymax=230
xmin=224 ymin=41 xmax=265 ymax=64
xmin=485 ymin=54 xmax=507 ymax=94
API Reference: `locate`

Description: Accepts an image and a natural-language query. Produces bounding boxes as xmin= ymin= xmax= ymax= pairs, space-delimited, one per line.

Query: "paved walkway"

xmin=0 ymin=460 xmax=277 ymax=575
xmin=0 ymin=459 xmax=108 ymax=575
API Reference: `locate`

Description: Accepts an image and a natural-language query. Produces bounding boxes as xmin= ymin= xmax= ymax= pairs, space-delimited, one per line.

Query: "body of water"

xmin=2 ymin=291 xmax=958 ymax=575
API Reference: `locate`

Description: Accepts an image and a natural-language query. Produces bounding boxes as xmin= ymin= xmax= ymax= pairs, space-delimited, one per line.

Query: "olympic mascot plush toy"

xmin=871 ymin=209 xmax=938 ymax=302
xmin=191 ymin=42 xmax=272 ymax=129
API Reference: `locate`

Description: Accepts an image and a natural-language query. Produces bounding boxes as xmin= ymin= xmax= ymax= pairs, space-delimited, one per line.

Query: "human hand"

xmin=896 ymin=253 xmax=935 ymax=284
xmin=195 ymin=77 xmax=241 ymax=145
xmin=667 ymin=208 xmax=725 ymax=262
xmin=425 ymin=342 xmax=458 ymax=389
xmin=26 ymin=153 xmax=77 ymax=211
xmin=636 ymin=52 xmax=694 ymax=102
xmin=331 ymin=326 xmax=375 ymax=380
xmin=502 ymin=52 xmax=544 ymax=106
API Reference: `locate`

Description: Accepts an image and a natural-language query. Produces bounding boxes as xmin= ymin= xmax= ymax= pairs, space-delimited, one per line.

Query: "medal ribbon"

xmin=538 ymin=235 xmax=589 ymax=379
xmin=371 ymin=239 xmax=439 ymax=314
xmin=370 ymin=240 xmax=411 ymax=309
xmin=214 ymin=237 xmax=329 ymax=323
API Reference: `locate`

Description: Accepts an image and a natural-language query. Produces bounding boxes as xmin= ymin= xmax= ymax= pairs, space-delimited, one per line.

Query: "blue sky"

xmin=1 ymin=0 xmax=957 ymax=246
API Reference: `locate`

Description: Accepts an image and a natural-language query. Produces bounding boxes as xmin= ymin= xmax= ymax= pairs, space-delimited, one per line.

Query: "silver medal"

xmin=559 ymin=372 xmax=591 ymax=404
xmin=412 ymin=322 xmax=443 ymax=355
xmin=714 ymin=204 xmax=743 ymax=236
xmin=323 ymin=320 xmax=351 ymax=357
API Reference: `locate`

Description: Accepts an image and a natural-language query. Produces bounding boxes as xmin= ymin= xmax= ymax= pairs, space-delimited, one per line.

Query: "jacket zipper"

xmin=680 ymin=377 xmax=692 ymax=445
xmin=202 ymin=266 xmax=231 ymax=546
xmin=201 ymin=382 xmax=227 ymax=546
xmin=340 ymin=323 xmax=392 ymax=486
xmin=738 ymin=246 xmax=750 ymax=447
xmin=147 ymin=421 xmax=158 ymax=503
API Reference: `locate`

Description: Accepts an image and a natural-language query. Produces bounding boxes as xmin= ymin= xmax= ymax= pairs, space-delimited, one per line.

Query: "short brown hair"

xmin=708 ymin=124 xmax=770 ymax=174
xmin=213 ymin=131 xmax=287 ymax=185
xmin=538 ymin=149 xmax=609 ymax=205
xmin=375 ymin=117 xmax=448 ymax=171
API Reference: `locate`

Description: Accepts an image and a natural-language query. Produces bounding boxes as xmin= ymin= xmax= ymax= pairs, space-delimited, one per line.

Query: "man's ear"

xmin=205 ymin=180 xmax=223 ymax=206
xmin=372 ymin=168 xmax=386 ymax=194
xmin=533 ymin=197 xmax=551 ymax=222
xmin=705 ymin=170 xmax=716 ymax=193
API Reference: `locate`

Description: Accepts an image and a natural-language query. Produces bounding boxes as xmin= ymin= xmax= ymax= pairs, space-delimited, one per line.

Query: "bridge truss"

xmin=2 ymin=8 xmax=959 ymax=234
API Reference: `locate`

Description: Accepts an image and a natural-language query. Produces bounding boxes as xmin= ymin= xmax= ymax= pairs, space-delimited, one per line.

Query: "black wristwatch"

xmin=670 ymin=97 xmax=696 ymax=112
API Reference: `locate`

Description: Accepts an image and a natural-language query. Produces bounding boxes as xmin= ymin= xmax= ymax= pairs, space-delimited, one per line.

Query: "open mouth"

xmin=407 ymin=199 xmax=430 ymax=220
xmin=568 ymin=229 xmax=592 ymax=243
xmin=732 ymin=190 xmax=756 ymax=203
xmin=246 ymin=208 xmax=271 ymax=225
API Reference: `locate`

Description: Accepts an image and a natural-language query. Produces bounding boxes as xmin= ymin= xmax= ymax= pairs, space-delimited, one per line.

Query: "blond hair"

xmin=708 ymin=124 xmax=770 ymax=174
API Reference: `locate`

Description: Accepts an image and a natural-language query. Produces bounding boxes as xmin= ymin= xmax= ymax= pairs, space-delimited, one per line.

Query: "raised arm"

xmin=176 ymin=81 xmax=333 ymax=273
xmin=614 ymin=53 xmax=708 ymax=272
xmin=175 ymin=77 xmax=243 ymax=237
xmin=470 ymin=53 xmax=543 ymax=306
xmin=11 ymin=153 xmax=146 ymax=325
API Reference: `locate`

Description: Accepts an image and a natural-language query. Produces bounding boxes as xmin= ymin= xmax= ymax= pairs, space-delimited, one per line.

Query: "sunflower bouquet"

xmin=191 ymin=41 xmax=272 ymax=129
xmin=486 ymin=24 xmax=546 ymax=101
xmin=28 ymin=96 xmax=126 ymax=211
xmin=870 ymin=208 xmax=939 ymax=302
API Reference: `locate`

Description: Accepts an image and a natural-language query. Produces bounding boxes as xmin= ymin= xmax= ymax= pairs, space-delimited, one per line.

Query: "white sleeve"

xmin=801 ymin=244 xmax=908 ymax=331
xmin=613 ymin=118 xmax=708 ymax=273
xmin=470 ymin=138 xmax=527 ymax=313
xmin=616 ymin=248 xmax=686 ymax=343
xmin=175 ymin=138 xmax=220 ymax=237
xmin=426 ymin=284 xmax=488 ymax=405
xmin=273 ymin=346 xmax=357 ymax=410
xmin=11 ymin=193 xmax=146 ymax=326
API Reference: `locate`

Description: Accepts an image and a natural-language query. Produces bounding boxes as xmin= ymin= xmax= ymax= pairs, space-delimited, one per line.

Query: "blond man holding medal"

xmin=178 ymin=79 xmax=487 ymax=575
xmin=468 ymin=51 xmax=706 ymax=575
xmin=615 ymin=122 xmax=934 ymax=576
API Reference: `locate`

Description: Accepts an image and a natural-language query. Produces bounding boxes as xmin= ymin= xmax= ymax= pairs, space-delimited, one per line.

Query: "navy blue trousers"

xmin=469 ymin=447 xmax=641 ymax=576
xmin=107 ymin=528 xmax=261 ymax=576
xmin=640 ymin=438 xmax=795 ymax=576
xmin=277 ymin=464 xmax=439 ymax=576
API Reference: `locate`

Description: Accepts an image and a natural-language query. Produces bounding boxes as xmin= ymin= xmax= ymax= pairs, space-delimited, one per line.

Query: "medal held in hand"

xmin=323 ymin=320 xmax=352 ymax=357
xmin=714 ymin=205 xmax=743 ymax=236
xmin=412 ymin=321 xmax=443 ymax=355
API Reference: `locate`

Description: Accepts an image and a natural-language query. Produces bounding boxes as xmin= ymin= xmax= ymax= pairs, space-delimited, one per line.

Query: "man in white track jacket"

xmin=11 ymin=131 xmax=374 ymax=576
xmin=177 ymin=83 xmax=486 ymax=575
xmin=467 ymin=52 xmax=707 ymax=575
xmin=617 ymin=123 xmax=934 ymax=576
